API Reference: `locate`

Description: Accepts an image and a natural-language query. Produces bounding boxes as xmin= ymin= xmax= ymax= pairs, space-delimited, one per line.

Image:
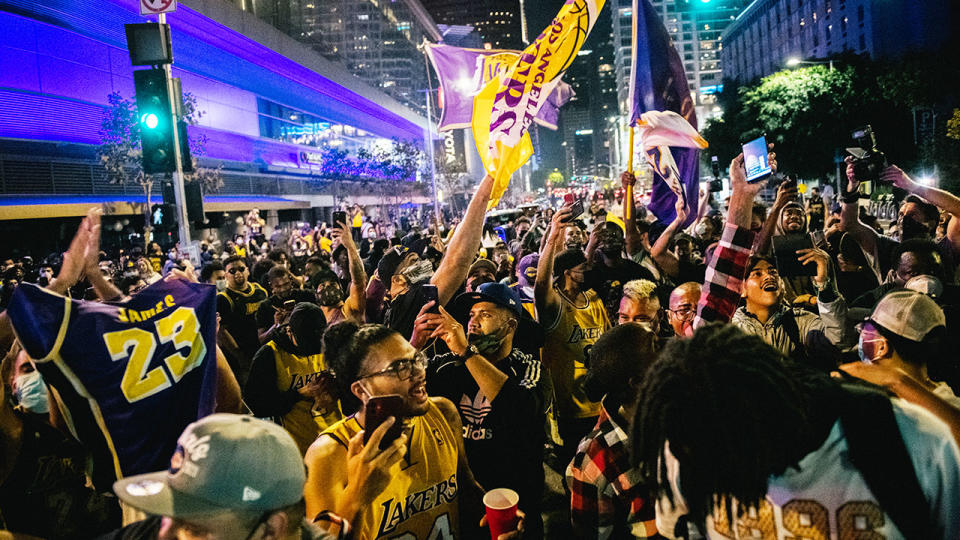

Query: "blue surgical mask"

xmin=14 ymin=370 xmax=49 ymax=414
xmin=858 ymin=332 xmax=884 ymax=364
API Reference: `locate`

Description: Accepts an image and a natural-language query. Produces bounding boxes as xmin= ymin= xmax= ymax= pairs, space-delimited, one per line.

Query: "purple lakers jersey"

xmin=6 ymin=279 xmax=217 ymax=490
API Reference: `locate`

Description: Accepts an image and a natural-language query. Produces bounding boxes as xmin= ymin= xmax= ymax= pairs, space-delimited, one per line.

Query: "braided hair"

xmin=323 ymin=321 xmax=398 ymax=414
xmin=630 ymin=323 xmax=817 ymax=527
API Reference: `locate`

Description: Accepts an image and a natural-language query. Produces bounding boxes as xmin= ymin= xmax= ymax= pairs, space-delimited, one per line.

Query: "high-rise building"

xmin=419 ymin=0 xmax=523 ymax=49
xmin=237 ymin=0 xmax=442 ymax=113
xmin=721 ymin=0 xmax=952 ymax=83
xmin=612 ymin=0 xmax=745 ymax=122
xmin=558 ymin=9 xmax=620 ymax=180
xmin=609 ymin=0 xmax=746 ymax=167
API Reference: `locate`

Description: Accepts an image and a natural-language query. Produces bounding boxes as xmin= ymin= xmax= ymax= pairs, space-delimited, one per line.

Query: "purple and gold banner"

xmin=424 ymin=43 xmax=573 ymax=132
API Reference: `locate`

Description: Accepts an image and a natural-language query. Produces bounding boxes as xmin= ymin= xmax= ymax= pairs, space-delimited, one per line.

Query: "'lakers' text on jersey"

xmin=323 ymin=399 xmax=461 ymax=539
xmin=7 ymin=280 xmax=218 ymax=490
xmin=542 ymin=289 xmax=610 ymax=420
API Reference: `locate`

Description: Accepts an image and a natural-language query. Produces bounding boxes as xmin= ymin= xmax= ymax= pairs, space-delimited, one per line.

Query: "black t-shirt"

xmin=217 ymin=283 xmax=268 ymax=358
xmin=384 ymin=282 xmax=431 ymax=340
xmin=426 ymin=350 xmax=546 ymax=515
xmin=1 ymin=412 xmax=121 ymax=539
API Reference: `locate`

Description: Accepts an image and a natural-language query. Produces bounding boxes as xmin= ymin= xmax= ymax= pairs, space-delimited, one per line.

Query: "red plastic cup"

xmin=483 ymin=488 xmax=519 ymax=540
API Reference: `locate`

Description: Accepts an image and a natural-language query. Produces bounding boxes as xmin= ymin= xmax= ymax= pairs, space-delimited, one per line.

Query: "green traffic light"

xmin=141 ymin=113 xmax=160 ymax=130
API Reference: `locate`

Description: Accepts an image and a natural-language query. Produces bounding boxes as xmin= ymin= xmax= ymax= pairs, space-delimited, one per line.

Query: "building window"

xmin=859 ymin=33 xmax=865 ymax=49
xmin=858 ymin=5 xmax=864 ymax=21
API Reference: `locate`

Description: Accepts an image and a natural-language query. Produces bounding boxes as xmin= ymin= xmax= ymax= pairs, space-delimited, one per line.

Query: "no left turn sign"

xmin=141 ymin=0 xmax=177 ymax=15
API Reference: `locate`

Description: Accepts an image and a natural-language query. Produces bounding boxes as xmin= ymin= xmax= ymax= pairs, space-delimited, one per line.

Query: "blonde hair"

xmin=622 ymin=279 xmax=658 ymax=303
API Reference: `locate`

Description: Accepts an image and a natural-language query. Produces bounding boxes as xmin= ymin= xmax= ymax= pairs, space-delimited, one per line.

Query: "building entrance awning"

xmin=0 ymin=195 xmax=309 ymax=220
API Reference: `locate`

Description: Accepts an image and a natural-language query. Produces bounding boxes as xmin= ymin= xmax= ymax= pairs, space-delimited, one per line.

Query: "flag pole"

xmin=624 ymin=124 xmax=635 ymax=221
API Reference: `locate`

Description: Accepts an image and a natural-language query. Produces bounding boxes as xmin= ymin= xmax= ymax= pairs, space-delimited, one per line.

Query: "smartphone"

xmin=562 ymin=199 xmax=584 ymax=223
xmin=422 ymin=284 xmax=439 ymax=313
xmin=741 ymin=135 xmax=773 ymax=183
xmin=811 ymin=230 xmax=826 ymax=249
xmin=363 ymin=394 xmax=405 ymax=450
xmin=771 ymin=234 xmax=816 ymax=277
xmin=333 ymin=211 xmax=347 ymax=227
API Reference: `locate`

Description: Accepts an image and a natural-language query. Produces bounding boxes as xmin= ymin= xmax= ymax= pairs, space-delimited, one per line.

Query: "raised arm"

xmin=535 ymin=207 xmax=571 ymax=330
xmin=335 ymin=220 xmax=367 ymax=321
xmin=431 ymin=174 xmax=494 ymax=306
xmin=647 ymin=197 xmax=686 ymax=279
xmin=883 ymin=165 xmax=960 ymax=249
xmin=756 ymin=181 xmax=799 ymax=254
xmin=838 ymin=157 xmax=879 ymax=256
xmin=694 ymin=148 xmax=775 ymax=328
xmin=621 ymin=171 xmax=644 ymax=257
xmin=83 ymin=209 xmax=124 ymax=301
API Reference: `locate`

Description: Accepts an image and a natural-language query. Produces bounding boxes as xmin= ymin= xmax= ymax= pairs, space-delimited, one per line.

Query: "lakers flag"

xmin=473 ymin=0 xmax=607 ymax=209
xmin=424 ymin=42 xmax=573 ymax=132
xmin=629 ymin=0 xmax=703 ymax=226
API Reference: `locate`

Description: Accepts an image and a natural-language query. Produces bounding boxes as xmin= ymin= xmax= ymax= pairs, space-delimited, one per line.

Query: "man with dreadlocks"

xmin=632 ymin=323 xmax=960 ymax=539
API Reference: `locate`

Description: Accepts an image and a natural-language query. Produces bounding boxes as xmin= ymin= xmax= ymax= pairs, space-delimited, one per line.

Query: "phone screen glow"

xmin=742 ymin=136 xmax=772 ymax=183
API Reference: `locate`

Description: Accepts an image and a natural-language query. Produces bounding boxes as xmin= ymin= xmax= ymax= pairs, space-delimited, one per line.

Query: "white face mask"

xmin=15 ymin=370 xmax=50 ymax=414
xmin=216 ymin=279 xmax=228 ymax=292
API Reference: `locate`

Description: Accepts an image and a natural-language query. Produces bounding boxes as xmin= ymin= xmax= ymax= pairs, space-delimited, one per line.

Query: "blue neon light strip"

xmin=0 ymin=194 xmax=300 ymax=206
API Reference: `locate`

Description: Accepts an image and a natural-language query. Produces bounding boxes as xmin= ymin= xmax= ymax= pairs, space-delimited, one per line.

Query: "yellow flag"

xmin=472 ymin=0 xmax=607 ymax=209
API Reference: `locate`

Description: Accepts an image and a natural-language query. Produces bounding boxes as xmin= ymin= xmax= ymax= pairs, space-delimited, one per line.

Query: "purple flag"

xmin=424 ymin=42 xmax=572 ymax=132
xmin=629 ymin=0 xmax=699 ymax=227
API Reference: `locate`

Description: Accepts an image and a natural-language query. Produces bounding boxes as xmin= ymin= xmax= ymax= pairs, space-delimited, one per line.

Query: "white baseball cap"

xmin=870 ymin=289 xmax=946 ymax=342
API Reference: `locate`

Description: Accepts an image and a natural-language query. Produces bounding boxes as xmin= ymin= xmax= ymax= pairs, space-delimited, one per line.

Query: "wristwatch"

xmin=461 ymin=344 xmax=481 ymax=361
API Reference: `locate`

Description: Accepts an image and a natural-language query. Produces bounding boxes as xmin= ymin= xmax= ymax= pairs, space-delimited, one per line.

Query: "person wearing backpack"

xmin=631 ymin=323 xmax=960 ymax=540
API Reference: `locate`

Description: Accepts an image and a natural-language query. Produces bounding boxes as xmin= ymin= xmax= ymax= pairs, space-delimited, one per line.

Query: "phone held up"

xmin=741 ymin=135 xmax=773 ymax=184
xmin=332 ymin=210 xmax=347 ymax=227
xmin=363 ymin=394 xmax=405 ymax=450
xmin=422 ymin=284 xmax=439 ymax=313
xmin=561 ymin=193 xmax=584 ymax=223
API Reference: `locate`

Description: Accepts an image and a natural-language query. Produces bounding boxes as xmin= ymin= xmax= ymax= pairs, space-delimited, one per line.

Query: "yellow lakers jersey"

xmin=322 ymin=399 xmax=460 ymax=539
xmin=542 ymin=288 xmax=610 ymax=419
xmin=267 ymin=341 xmax=342 ymax=454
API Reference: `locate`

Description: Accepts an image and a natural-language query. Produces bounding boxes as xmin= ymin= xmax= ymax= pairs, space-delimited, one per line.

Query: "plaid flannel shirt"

xmin=566 ymin=401 xmax=663 ymax=539
xmin=694 ymin=223 xmax=756 ymax=328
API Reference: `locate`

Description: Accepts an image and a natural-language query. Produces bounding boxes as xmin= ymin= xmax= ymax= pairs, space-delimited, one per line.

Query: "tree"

xmin=702 ymin=50 xmax=960 ymax=183
xmin=97 ymin=91 xmax=223 ymax=249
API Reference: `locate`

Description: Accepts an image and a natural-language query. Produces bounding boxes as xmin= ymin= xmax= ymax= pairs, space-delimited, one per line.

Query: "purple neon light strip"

xmin=0 ymin=194 xmax=300 ymax=206
xmin=113 ymin=0 xmax=425 ymax=138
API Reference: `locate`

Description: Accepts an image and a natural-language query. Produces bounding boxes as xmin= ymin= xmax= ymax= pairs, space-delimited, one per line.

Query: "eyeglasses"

xmin=668 ymin=306 xmax=696 ymax=318
xmin=227 ymin=267 xmax=247 ymax=274
xmin=359 ymin=352 xmax=427 ymax=381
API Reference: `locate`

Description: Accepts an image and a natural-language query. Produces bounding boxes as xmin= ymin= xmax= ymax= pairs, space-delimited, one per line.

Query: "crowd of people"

xmin=1 ymin=145 xmax=960 ymax=539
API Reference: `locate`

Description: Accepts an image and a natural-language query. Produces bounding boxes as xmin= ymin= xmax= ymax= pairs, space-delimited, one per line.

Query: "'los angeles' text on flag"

xmin=472 ymin=0 xmax=607 ymax=209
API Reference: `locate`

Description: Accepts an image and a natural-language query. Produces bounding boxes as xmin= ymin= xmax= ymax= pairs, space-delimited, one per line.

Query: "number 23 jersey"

xmin=7 ymin=280 xmax=217 ymax=490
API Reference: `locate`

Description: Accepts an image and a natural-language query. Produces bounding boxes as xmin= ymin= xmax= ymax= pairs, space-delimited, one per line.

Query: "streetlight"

xmin=786 ymin=57 xmax=834 ymax=71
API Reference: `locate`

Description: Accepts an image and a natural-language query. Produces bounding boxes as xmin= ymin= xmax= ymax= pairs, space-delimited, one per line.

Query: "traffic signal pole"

xmin=158 ymin=12 xmax=191 ymax=246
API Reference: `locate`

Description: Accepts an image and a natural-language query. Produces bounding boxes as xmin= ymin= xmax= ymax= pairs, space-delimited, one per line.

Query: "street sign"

xmin=140 ymin=0 xmax=176 ymax=16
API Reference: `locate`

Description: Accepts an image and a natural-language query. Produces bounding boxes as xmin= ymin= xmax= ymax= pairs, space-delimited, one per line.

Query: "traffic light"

xmin=134 ymin=68 xmax=175 ymax=174
xmin=151 ymin=203 xmax=177 ymax=231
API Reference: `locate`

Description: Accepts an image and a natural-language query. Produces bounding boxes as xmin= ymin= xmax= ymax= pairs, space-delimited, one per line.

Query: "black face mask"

xmin=899 ymin=217 xmax=930 ymax=240
xmin=468 ymin=325 xmax=511 ymax=355
xmin=318 ymin=284 xmax=343 ymax=307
